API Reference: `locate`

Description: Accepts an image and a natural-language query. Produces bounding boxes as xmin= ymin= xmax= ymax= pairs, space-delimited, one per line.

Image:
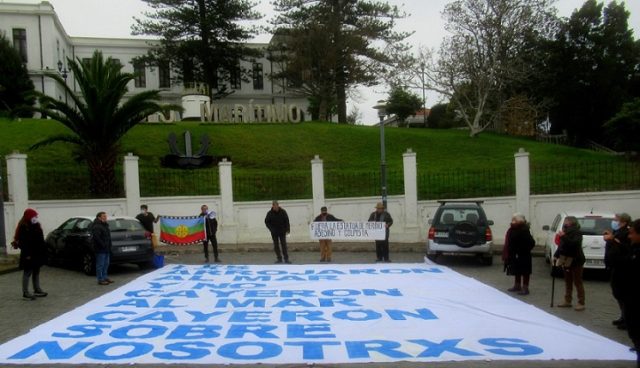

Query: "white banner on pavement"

xmin=310 ymin=221 xmax=386 ymax=240
xmin=0 ymin=263 xmax=634 ymax=365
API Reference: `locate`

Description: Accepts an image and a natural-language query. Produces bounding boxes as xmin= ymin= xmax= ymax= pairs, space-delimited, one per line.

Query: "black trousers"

xmin=203 ymin=234 xmax=218 ymax=260
xmin=624 ymin=299 xmax=640 ymax=367
xmin=375 ymin=240 xmax=390 ymax=261
xmin=271 ymin=233 xmax=289 ymax=261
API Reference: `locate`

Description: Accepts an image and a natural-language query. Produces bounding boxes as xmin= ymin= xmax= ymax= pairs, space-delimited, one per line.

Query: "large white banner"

xmin=0 ymin=264 xmax=634 ymax=364
xmin=309 ymin=221 xmax=386 ymax=240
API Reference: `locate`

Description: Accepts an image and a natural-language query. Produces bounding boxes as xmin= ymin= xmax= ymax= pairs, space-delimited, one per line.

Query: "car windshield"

xmin=107 ymin=219 xmax=145 ymax=232
xmin=577 ymin=217 xmax=614 ymax=236
xmin=439 ymin=208 xmax=482 ymax=225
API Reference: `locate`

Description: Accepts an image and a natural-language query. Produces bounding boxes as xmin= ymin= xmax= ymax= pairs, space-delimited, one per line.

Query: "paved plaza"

xmin=0 ymin=244 xmax=635 ymax=367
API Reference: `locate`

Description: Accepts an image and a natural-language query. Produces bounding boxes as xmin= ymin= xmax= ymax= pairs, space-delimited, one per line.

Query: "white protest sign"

xmin=310 ymin=221 xmax=386 ymax=240
xmin=0 ymin=264 xmax=633 ymax=364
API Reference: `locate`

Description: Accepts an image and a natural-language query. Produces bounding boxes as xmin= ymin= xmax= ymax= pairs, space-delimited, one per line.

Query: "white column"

xmin=6 ymin=153 xmax=28 ymax=254
xmin=311 ymin=155 xmax=325 ymax=214
xmin=403 ymin=149 xmax=418 ymax=227
xmin=514 ymin=148 xmax=530 ymax=219
xmin=123 ymin=153 xmax=140 ymax=216
xmin=218 ymin=159 xmax=237 ymax=243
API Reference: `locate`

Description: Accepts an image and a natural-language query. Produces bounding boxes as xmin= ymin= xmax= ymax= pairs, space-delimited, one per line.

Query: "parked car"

xmin=426 ymin=201 xmax=494 ymax=265
xmin=46 ymin=216 xmax=154 ymax=275
xmin=542 ymin=211 xmax=615 ymax=270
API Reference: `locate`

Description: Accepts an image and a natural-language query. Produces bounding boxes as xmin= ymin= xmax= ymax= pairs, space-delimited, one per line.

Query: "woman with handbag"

xmin=554 ymin=216 xmax=586 ymax=311
xmin=504 ymin=213 xmax=536 ymax=295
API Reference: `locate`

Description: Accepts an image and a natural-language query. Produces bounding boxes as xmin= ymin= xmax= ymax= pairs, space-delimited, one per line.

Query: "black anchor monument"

xmin=161 ymin=131 xmax=229 ymax=169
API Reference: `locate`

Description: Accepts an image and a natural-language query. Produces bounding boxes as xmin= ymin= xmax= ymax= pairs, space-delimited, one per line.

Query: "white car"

xmin=542 ymin=211 xmax=615 ymax=270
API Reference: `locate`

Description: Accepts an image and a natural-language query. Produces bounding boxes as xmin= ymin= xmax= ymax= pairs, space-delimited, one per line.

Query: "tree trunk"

xmin=87 ymin=151 xmax=118 ymax=198
xmin=335 ymin=70 xmax=347 ymax=124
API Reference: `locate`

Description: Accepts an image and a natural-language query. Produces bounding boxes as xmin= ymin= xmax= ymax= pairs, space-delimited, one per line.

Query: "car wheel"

xmin=426 ymin=253 xmax=438 ymax=263
xmin=82 ymin=251 xmax=96 ymax=276
xmin=481 ymin=255 xmax=493 ymax=266
xmin=452 ymin=221 xmax=479 ymax=248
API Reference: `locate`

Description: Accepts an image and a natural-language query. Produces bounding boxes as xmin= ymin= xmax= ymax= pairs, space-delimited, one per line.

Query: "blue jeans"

xmin=95 ymin=252 xmax=110 ymax=282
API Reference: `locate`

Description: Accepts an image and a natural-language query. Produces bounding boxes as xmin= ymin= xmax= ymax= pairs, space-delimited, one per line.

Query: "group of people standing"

xmin=502 ymin=211 xmax=640 ymax=362
xmin=264 ymin=200 xmax=393 ymax=264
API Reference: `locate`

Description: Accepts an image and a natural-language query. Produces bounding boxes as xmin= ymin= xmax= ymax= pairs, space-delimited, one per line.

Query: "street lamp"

xmin=57 ymin=60 xmax=69 ymax=104
xmin=420 ymin=62 xmax=427 ymax=127
xmin=373 ymin=100 xmax=388 ymax=209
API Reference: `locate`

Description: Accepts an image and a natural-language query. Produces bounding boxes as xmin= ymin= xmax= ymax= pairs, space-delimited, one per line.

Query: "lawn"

xmin=1 ymin=118 xmax=636 ymax=200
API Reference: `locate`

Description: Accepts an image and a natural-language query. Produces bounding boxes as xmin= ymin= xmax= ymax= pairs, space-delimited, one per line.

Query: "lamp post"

xmin=57 ymin=60 xmax=69 ymax=104
xmin=373 ymin=100 xmax=388 ymax=209
xmin=420 ymin=61 xmax=427 ymax=127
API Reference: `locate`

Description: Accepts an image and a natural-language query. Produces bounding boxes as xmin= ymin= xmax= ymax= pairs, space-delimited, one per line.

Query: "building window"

xmin=12 ymin=28 xmax=27 ymax=62
xmin=230 ymin=63 xmax=241 ymax=90
xmin=252 ymin=63 xmax=263 ymax=90
xmin=159 ymin=61 xmax=170 ymax=88
xmin=110 ymin=58 xmax=122 ymax=68
xmin=134 ymin=61 xmax=146 ymax=88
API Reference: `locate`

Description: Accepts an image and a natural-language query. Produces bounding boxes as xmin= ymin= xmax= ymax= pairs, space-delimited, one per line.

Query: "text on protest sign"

xmin=310 ymin=221 xmax=386 ymax=240
xmin=0 ymin=264 xmax=633 ymax=364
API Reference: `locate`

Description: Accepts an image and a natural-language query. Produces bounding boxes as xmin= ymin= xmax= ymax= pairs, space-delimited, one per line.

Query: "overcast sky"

xmin=22 ymin=0 xmax=640 ymax=124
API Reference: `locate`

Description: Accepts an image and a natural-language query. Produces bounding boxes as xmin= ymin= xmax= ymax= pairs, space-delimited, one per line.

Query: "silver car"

xmin=542 ymin=211 xmax=615 ymax=270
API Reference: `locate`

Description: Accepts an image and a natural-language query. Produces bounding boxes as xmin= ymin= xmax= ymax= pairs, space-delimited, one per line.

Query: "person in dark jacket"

xmin=265 ymin=200 xmax=291 ymax=264
xmin=91 ymin=212 xmax=113 ymax=285
xmin=199 ymin=205 xmax=219 ymax=263
xmin=504 ymin=213 xmax=536 ymax=295
xmin=314 ymin=206 xmax=342 ymax=262
xmin=136 ymin=204 xmax=159 ymax=248
xmin=13 ymin=208 xmax=48 ymax=300
xmin=622 ymin=219 xmax=640 ymax=366
xmin=554 ymin=216 xmax=586 ymax=310
xmin=368 ymin=202 xmax=393 ymax=262
xmin=604 ymin=212 xmax=632 ymax=329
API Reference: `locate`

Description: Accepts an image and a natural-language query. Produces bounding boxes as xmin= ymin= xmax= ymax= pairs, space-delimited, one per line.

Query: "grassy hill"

xmin=0 ymin=118 xmax=635 ymax=200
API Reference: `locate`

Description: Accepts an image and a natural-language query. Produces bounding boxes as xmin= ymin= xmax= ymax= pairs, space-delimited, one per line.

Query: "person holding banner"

xmin=199 ymin=205 xmax=219 ymax=263
xmin=314 ymin=206 xmax=343 ymax=262
xmin=369 ymin=202 xmax=393 ymax=262
xmin=136 ymin=205 xmax=159 ymax=248
xmin=265 ymin=200 xmax=291 ymax=264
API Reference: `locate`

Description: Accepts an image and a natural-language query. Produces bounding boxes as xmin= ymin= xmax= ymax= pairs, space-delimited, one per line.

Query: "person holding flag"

xmin=199 ymin=205 xmax=219 ymax=263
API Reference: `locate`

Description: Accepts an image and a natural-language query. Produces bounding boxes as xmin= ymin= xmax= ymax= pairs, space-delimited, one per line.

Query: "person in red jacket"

xmin=13 ymin=208 xmax=48 ymax=300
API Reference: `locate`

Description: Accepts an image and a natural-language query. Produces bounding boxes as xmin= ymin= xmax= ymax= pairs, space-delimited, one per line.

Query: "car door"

xmin=66 ymin=218 xmax=93 ymax=262
xmin=48 ymin=218 xmax=78 ymax=260
xmin=544 ymin=214 xmax=562 ymax=260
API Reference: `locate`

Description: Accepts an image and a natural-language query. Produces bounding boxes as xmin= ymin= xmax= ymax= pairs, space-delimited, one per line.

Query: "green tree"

xmin=604 ymin=98 xmax=640 ymax=154
xmin=386 ymin=87 xmax=423 ymax=127
xmin=132 ymin=0 xmax=262 ymax=100
xmin=268 ymin=28 xmax=337 ymax=121
xmin=25 ymin=51 xmax=176 ymax=196
xmin=0 ymin=32 xmax=35 ymax=117
xmin=428 ymin=103 xmax=459 ymax=129
xmin=536 ymin=0 xmax=640 ymax=144
xmin=272 ymin=0 xmax=411 ymax=124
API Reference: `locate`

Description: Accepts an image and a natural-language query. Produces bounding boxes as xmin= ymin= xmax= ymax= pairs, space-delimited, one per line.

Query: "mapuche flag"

xmin=160 ymin=216 xmax=206 ymax=245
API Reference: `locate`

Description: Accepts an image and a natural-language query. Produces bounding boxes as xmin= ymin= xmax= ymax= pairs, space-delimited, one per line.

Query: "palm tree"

xmin=28 ymin=50 xmax=177 ymax=196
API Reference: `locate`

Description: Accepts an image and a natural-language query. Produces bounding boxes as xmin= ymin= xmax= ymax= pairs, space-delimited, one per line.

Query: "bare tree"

xmin=391 ymin=0 xmax=556 ymax=137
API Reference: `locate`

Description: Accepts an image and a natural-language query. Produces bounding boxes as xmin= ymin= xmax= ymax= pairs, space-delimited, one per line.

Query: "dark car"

xmin=426 ymin=201 xmax=494 ymax=265
xmin=46 ymin=216 xmax=154 ymax=275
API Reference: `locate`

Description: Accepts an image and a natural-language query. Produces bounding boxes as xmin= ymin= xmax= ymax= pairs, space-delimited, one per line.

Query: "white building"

xmin=0 ymin=1 xmax=310 ymax=122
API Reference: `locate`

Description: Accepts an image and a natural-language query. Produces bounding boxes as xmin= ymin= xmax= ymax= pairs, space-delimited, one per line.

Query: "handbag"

xmin=555 ymin=255 xmax=573 ymax=268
